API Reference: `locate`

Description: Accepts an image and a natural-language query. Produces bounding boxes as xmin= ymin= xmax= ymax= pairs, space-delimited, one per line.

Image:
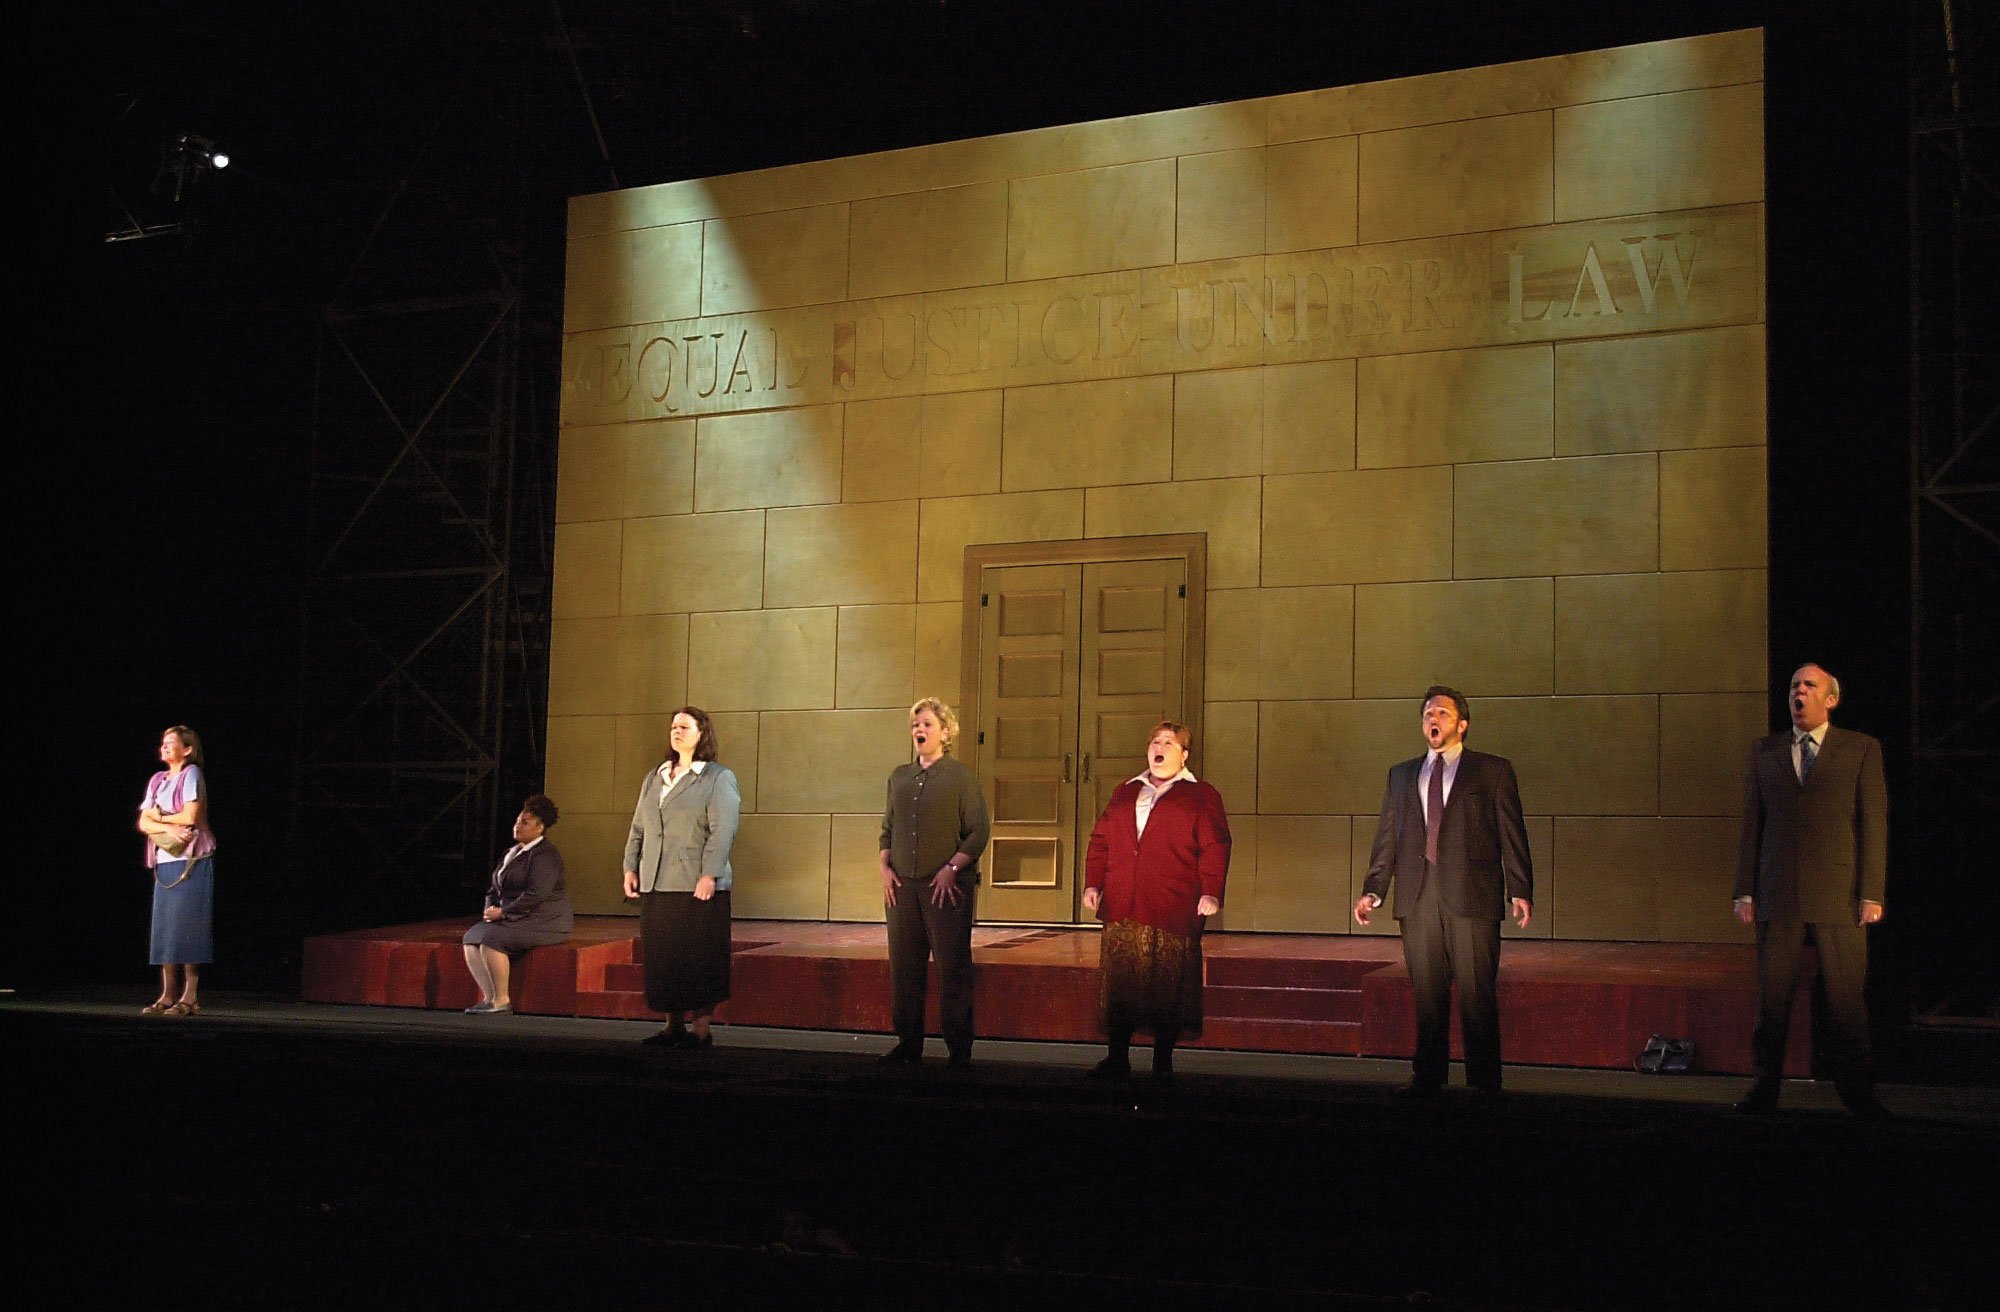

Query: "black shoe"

xmin=876 ymin=1042 xmax=923 ymax=1066
xmin=688 ymin=1031 xmax=715 ymax=1050
xmin=945 ymin=1051 xmax=974 ymax=1072
xmin=1841 ymin=1091 xmax=1893 ymax=1122
xmin=1472 ymin=1085 xmax=1506 ymax=1105
xmin=1734 ymin=1079 xmax=1780 ymax=1114
xmin=641 ymin=1028 xmax=685 ymax=1048
xmin=1393 ymin=1080 xmax=1443 ymax=1101
xmin=1088 ymin=1055 xmax=1132 ymax=1081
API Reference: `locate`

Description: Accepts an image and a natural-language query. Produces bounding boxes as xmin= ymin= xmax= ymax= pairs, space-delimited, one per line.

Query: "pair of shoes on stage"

xmin=463 ymin=1001 xmax=512 ymax=1015
xmin=876 ymin=1041 xmax=924 ymax=1066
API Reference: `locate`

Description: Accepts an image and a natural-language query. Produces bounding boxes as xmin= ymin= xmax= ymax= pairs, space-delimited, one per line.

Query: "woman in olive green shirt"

xmin=876 ymin=697 xmax=990 ymax=1068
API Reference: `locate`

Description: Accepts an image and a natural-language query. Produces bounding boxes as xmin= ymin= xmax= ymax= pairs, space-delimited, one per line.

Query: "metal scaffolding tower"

xmin=291 ymin=62 xmax=558 ymax=925
xmin=1908 ymin=0 xmax=1998 ymax=1018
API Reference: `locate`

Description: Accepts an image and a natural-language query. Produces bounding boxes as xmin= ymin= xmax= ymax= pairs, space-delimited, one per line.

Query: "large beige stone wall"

xmin=552 ymin=29 xmax=1768 ymax=942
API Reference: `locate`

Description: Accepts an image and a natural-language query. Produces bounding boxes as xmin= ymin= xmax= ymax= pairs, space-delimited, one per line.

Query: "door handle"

xmin=1081 ymin=753 xmax=1092 ymax=782
xmin=1062 ymin=753 xmax=1072 ymax=783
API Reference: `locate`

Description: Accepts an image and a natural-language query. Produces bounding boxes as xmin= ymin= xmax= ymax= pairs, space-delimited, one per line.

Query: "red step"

xmin=605 ymin=962 xmax=645 ymax=992
xmin=1192 ymin=1017 xmax=1364 ymax=1056
xmin=1206 ymin=984 xmax=1363 ymax=1024
xmin=1205 ymin=956 xmax=1379 ymax=990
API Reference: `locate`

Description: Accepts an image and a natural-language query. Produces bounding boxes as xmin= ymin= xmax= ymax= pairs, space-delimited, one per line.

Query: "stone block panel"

xmin=1254 ymin=815 xmax=1352 ymax=932
xmin=841 ymin=396 xmax=921 ymax=504
xmin=1259 ymin=699 xmax=1415 ymax=816
xmin=559 ymin=812 xmax=639 ymax=915
xmin=701 ymin=204 xmax=850 ymax=315
xmin=850 ymin=180 xmax=1008 ymax=299
xmin=765 ymin=500 xmax=920 ymax=609
xmin=1262 ymin=359 xmax=1357 ymax=475
xmin=1359 ymin=111 xmax=1554 ymax=243
xmin=1201 ymin=700 xmax=1260 ymax=816
xmin=1454 ymin=454 xmax=1658 ymax=579
xmin=1555 ymin=569 xmax=1766 ymax=695
xmin=1178 ymin=147 xmax=1267 ymax=264
xmin=1555 ymin=83 xmax=1765 ymax=222
xmin=1660 ymin=693 xmax=1765 ymax=817
xmin=1354 ymin=578 xmax=1554 ymax=698
xmin=1173 ymin=368 xmax=1263 ymax=481
xmin=1266 ymin=134 xmax=1358 ymax=254
xmin=827 ymin=814 xmax=889 ymax=922
xmin=1555 ymin=325 xmax=1766 ymax=456
xmin=1002 ymin=376 xmax=1174 ymax=492
xmin=545 ymin=715 xmax=620 ymax=816
xmin=1356 ymin=344 xmax=1553 ymax=469
xmin=564 ymin=222 xmax=702 ymax=333
xmin=730 ymin=814 xmax=832 ymax=920
xmin=1554 ymin=817 xmax=1748 ymax=942
xmin=621 ymin=510 xmax=765 ymax=615
xmin=1475 ymin=695 xmax=1659 ymax=817
xmin=756 ymin=708 xmax=912 ymax=814
xmin=1264 ymin=466 xmax=1454 ymax=585
xmin=836 ymin=604 xmax=917 ymax=709
xmin=917 ymin=490 xmax=1085 ymax=602
xmin=552 ymin=520 xmax=623 ymax=621
xmin=696 ymin=406 xmax=844 ymax=512
xmin=548 ymin=613 xmax=689 ymax=717
xmin=687 ymin=607 xmax=837 ymax=712
xmin=1007 ymin=158 xmax=1177 ymax=282
xmin=1084 ymin=476 xmax=1263 ymax=590
xmin=1661 ymin=446 xmax=1766 ymax=571
xmin=556 ymin=418 xmax=696 ymax=523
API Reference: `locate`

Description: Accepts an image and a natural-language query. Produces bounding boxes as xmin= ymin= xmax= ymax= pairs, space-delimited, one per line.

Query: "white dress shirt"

xmin=657 ymin=757 xmax=708 ymax=806
xmin=1130 ymin=767 xmax=1197 ymax=839
xmin=1418 ymin=742 xmax=1465 ymax=824
xmin=1791 ymin=722 xmax=1828 ymax=783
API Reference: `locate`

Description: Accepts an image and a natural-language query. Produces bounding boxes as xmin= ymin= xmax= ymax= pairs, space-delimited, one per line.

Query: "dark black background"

xmin=46 ymin=1 xmax=1911 ymax=997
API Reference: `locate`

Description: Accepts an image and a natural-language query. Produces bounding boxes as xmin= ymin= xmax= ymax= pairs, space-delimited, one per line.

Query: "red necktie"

xmin=1424 ymin=752 xmax=1445 ymax=864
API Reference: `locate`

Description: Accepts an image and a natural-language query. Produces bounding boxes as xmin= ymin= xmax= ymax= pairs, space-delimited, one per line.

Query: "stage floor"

xmin=302 ymin=917 xmax=1815 ymax=1076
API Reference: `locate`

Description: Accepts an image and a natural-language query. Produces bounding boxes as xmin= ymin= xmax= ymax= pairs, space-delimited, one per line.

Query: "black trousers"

xmin=885 ymin=880 xmax=977 ymax=1056
xmin=1399 ymin=864 xmax=1503 ymax=1091
xmin=1754 ymin=917 xmax=1873 ymax=1091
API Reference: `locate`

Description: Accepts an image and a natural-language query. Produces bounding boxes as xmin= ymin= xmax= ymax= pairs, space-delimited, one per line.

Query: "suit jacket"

xmin=1084 ymin=778 xmax=1231 ymax=939
xmin=1362 ymin=749 xmax=1532 ymax=921
xmin=624 ymin=763 xmax=741 ymax=893
xmin=1733 ymin=725 xmax=1887 ymax=921
xmin=484 ymin=840 xmax=573 ymax=935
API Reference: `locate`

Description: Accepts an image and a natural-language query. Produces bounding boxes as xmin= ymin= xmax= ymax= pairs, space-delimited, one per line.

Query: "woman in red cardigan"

xmin=1082 ymin=720 xmax=1231 ymax=1080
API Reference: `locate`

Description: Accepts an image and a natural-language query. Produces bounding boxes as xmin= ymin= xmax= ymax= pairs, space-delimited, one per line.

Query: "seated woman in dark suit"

xmin=462 ymin=794 xmax=573 ymax=1015
xmin=1082 ymin=721 xmax=1231 ymax=1080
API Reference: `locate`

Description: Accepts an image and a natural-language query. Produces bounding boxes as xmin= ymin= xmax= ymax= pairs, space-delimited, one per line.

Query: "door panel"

xmin=1080 ymin=559 xmax=1187 ymax=847
xmin=976 ymin=563 xmax=1081 ymax=923
xmin=974 ymin=553 xmax=1188 ymax=925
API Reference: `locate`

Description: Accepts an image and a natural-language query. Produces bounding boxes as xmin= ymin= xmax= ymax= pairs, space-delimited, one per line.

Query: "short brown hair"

xmin=667 ymin=706 xmax=719 ymax=763
xmin=521 ymin=794 xmax=559 ymax=829
xmin=164 ymin=725 xmax=205 ymax=768
xmin=1421 ymin=686 xmax=1469 ymax=723
xmin=1150 ymin=720 xmax=1192 ymax=751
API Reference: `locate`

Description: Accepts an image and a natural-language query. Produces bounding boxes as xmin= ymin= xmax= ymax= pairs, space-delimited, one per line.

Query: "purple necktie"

xmin=1424 ymin=752 xmax=1445 ymax=864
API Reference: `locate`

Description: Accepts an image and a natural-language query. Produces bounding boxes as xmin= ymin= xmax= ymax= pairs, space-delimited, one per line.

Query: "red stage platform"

xmin=301 ymin=918 xmax=1812 ymax=1076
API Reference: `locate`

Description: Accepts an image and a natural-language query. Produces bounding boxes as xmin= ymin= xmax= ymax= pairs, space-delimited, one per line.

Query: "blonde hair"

xmin=909 ymin=697 xmax=960 ymax=752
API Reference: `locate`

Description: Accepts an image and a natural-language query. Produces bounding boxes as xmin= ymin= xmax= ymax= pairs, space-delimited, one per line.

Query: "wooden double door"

xmin=972 ymin=554 xmax=1191 ymax=924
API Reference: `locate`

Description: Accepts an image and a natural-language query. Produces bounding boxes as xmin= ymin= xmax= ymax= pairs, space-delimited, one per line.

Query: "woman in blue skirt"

xmin=136 ymin=726 xmax=216 ymax=1017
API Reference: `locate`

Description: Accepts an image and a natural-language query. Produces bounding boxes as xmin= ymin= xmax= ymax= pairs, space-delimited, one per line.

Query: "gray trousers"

xmin=1399 ymin=863 xmax=1503 ymax=1091
xmin=886 ymin=880 xmax=977 ymax=1057
xmin=1754 ymin=917 xmax=1873 ymax=1092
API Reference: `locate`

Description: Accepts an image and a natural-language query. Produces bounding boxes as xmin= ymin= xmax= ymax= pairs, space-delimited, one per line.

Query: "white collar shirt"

xmin=658 ymin=758 xmax=707 ymax=805
xmin=1419 ymin=742 xmax=1465 ymax=824
xmin=1131 ymin=768 xmax=1197 ymax=839
xmin=1792 ymin=722 xmax=1828 ymax=783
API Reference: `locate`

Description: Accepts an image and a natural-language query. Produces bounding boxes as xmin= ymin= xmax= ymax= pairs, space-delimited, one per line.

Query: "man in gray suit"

xmin=1733 ymin=663 xmax=1890 ymax=1119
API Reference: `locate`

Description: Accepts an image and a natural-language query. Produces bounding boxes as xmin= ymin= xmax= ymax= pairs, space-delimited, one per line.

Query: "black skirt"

xmin=640 ymin=889 xmax=732 ymax=1013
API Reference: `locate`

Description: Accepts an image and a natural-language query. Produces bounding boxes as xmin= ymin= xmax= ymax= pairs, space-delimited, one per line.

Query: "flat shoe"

xmin=166 ymin=1001 xmax=200 ymax=1018
xmin=876 ymin=1043 xmax=923 ymax=1066
xmin=464 ymin=1002 xmax=495 ymax=1014
xmin=141 ymin=1000 xmax=175 ymax=1016
xmin=642 ymin=1028 xmax=688 ymax=1047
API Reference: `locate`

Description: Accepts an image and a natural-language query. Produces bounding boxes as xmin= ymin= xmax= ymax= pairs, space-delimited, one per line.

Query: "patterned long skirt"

xmin=1099 ymin=920 xmax=1203 ymax=1037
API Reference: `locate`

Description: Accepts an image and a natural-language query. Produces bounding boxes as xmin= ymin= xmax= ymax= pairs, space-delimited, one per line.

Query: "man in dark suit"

xmin=1733 ymin=663 xmax=1889 ymax=1119
xmin=1354 ymin=685 xmax=1532 ymax=1097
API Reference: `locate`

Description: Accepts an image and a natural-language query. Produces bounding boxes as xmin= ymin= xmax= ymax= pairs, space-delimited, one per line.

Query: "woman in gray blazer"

xmin=621 ymin=706 xmax=741 ymax=1049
